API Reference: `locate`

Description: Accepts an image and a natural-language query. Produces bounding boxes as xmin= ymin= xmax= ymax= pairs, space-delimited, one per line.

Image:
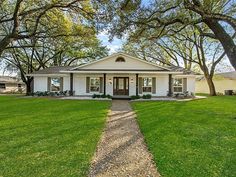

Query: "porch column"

xmin=70 ymin=73 xmax=73 ymax=96
xmin=136 ymin=74 xmax=139 ymax=96
xmin=103 ymin=73 xmax=106 ymax=95
xmin=168 ymin=74 xmax=172 ymax=96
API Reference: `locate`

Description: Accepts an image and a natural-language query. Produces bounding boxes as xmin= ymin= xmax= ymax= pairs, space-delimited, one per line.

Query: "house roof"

xmin=28 ymin=53 xmax=196 ymax=75
xmin=0 ymin=76 xmax=24 ymax=84
xmin=217 ymin=71 xmax=236 ymax=79
xmin=196 ymin=71 xmax=236 ymax=81
xmin=166 ymin=66 xmax=198 ymax=75
xmin=30 ymin=66 xmax=75 ymax=75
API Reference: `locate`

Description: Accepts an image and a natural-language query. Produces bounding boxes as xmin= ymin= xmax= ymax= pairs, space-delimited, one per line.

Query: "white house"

xmin=0 ymin=76 xmax=25 ymax=93
xmin=196 ymin=71 xmax=236 ymax=94
xmin=29 ymin=52 xmax=196 ymax=98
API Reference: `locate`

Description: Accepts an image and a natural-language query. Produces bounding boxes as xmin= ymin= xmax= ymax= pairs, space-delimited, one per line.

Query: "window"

xmin=90 ymin=78 xmax=100 ymax=92
xmin=173 ymin=78 xmax=183 ymax=93
xmin=0 ymin=83 xmax=6 ymax=89
xmin=143 ymin=77 xmax=152 ymax=92
xmin=51 ymin=78 xmax=61 ymax=92
xmin=18 ymin=84 xmax=22 ymax=92
xmin=115 ymin=57 xmax=125 ymax=62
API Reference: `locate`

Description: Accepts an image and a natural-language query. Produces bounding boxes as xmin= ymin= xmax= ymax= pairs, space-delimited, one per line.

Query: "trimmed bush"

xmin=142 ymin=94 xmax=152 ymax=99
xmin=92 ymin=94 xmax=112 ymax=99
xmin=33 ymin=90 xmax=72 ymax=97
xmin=131 ymin=95 xmax=141 ymax=100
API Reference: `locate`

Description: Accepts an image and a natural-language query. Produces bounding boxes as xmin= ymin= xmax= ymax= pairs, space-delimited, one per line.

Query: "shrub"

xmin=33 ymin=90 xmax=73 ymax=97
xmin=142 ymin=94 xmax=152 ymax=99
xmin=131 ymin=95 xmax=141 ymax=100
xmin=106 ymin=94 xmax=112 ymax=99
xmin=101 ymin=94 xmax=107 ymax=98
xmin=92 ymin=94 xmax=112 ymax=99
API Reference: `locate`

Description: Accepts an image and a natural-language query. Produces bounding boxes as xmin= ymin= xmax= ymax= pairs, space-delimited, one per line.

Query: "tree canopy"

xmin=0 ymin=0 xmax=109 ymax=93
xmin=96 ymin=0 xmax=236 ymax=70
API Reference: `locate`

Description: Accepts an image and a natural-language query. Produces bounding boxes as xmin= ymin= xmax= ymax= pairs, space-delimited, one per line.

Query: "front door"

xmin=113 ymin=77 xmax=129 ymax=95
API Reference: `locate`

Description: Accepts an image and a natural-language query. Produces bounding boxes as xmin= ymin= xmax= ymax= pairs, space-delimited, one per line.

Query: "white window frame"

xmin=90 ymin=77 xmax=100 ymax=93
xmin=173 ymin=78 xmax=183 ymax=93
xmin=142 ymin=77 xmax=152 ymax=93
xmin=50 ymin=77 xmax=61 ymax=92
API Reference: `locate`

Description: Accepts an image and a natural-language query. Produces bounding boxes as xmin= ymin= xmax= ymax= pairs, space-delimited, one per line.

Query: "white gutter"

xmin=59 ymin=70 xmax=183 ymax=74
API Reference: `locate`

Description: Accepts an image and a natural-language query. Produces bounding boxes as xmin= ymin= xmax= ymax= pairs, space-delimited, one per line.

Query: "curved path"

xmin=89 ymin=100 xmax=160 ymax=177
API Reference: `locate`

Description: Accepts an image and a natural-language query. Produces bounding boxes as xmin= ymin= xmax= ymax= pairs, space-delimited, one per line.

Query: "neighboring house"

xmin=196 ymin=71 xmax=236 ymax=94
xmin=0 ymin=76 xmax=25 ymax=93
xmin=28 ymin=53 xmax=196 ymax=98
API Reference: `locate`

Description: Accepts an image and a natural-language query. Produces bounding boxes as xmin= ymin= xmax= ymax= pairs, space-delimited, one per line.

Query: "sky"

xmin=97 ymin=31 xmax=124 ymax=54
xmin=97 ymin=0 xmax=151 ymax=54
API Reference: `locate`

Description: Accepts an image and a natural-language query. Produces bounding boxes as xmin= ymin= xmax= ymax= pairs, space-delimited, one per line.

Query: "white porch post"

xmin=70 ymin=73 xmax=73 ymax=96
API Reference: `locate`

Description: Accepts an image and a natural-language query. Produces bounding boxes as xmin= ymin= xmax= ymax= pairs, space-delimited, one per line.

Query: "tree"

xmin=1 ymin=34 xmax=108 ymax=94
xmin=0 ymin=0 xmax=94 ymax=57
xmin=1 ymin=0 xmax=109 ymax=94
xmin=123 ymin=25 xmax=227 ymax=96
xmin=96 ymin=0 xmax=236 ymax=70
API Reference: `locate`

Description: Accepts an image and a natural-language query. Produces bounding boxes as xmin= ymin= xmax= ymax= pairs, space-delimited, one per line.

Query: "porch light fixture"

xmin=130 ymin=78 xmax=134 ymax=83
xmin=109 ymin=78 xmax=112 ymax=84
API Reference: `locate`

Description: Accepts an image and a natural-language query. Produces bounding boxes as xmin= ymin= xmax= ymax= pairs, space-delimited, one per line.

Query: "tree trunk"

xmin=204 ymin=19 xmax=236 ymax=70
xmin=25 ymin=77 xmax=33 ymax=95
xmin=205 ymin=75 xmax=216 ymax=96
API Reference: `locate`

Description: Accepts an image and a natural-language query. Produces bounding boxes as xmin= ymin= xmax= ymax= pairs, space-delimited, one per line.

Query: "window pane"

xmin=126 ymin=79 xmax=128 ymax=89
xmin=118 ymin=78 xmax=124 ymax=89
xmin=51 ymin=78 xmax=60 ymax=91
xmin=173 ymin=78 xmax=182 ymax=86
xmin=143 ymin=87 xmax=151 ymax=92
xmin=174 ymin=87 xmax=182 ymax=92
xmin=90 ymin=78 xmax=100 ymax=92
xmin=0 ymin=83 xmax=6 ymax=89
xmin=143 ymin=78 xmax=152 ymax=87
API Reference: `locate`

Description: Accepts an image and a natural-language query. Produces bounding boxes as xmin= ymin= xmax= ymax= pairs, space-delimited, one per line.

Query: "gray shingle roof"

xmin=166 ymin=66 xmax=198 ymax=75
xmin=217 ymin=71 xmax=236 ymax=79
xmin=196 ymin=71 xmax=236 ymax=81
xmin=0 ymin=76 xmax=24 ymax=84
xmin=29 ymin=65 xmax=197 ymax=75
xmin=30 ymin=66 xmax=75 ymax=75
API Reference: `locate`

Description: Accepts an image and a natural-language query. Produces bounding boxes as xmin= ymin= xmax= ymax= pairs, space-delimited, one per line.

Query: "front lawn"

xmin=132 ymin=96 xmax=236 ymax=177
xmin=0 ymin=96 xmax=110 ymax=177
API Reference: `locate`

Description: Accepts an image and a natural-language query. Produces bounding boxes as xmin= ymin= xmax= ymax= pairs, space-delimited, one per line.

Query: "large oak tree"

xmin=96 ymin=0 xmax=236 ymax=70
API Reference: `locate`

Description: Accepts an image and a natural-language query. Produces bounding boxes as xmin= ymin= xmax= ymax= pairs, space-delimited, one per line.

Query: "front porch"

xmin=69 ymin=73 xmax=176 ymax=97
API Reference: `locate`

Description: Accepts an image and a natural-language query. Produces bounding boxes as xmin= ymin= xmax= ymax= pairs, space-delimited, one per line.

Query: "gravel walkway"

xmin=89 ymin=100 xmax=160 ymax=177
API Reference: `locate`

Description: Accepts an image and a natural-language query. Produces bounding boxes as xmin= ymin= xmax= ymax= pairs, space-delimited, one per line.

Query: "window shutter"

xmin=152 ymin=77 xmax=156 ymax=94
xmin=138 ymin=77 xmax=143 ymax=94
xmin=60 ymin=77 xmax=63 ymax=91
xmin=100 ymin=77 xmax=103 ymax=93
xmin=183 ymin=78 xmax=187 ymax=92
xmin=47 ymin=77 xmax=51 ymax=91
xmin=86 ymin=77 xmax=90 ymax=93
xmin=171 ymin=78 xmax=174 ymax=93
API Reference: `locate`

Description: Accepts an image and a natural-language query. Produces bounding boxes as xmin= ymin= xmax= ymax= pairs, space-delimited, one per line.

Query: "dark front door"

xmin=113 ymin=77 xmax=129 ymax=95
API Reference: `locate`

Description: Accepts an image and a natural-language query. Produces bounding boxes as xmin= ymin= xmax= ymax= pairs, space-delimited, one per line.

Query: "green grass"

xmin=132 ymin=96 xmax=236 ymax=177
xmin=0 ymin=96 xmax=110 ymax=177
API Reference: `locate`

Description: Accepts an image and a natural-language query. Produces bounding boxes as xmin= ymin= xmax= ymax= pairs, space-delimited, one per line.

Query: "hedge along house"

xmin=28 ymin=53 xmax=196 ymax=98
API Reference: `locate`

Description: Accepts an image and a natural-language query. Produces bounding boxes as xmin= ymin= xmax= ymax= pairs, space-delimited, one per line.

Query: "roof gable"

xmin=73 ymin=53 xmax=170 ymax=71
